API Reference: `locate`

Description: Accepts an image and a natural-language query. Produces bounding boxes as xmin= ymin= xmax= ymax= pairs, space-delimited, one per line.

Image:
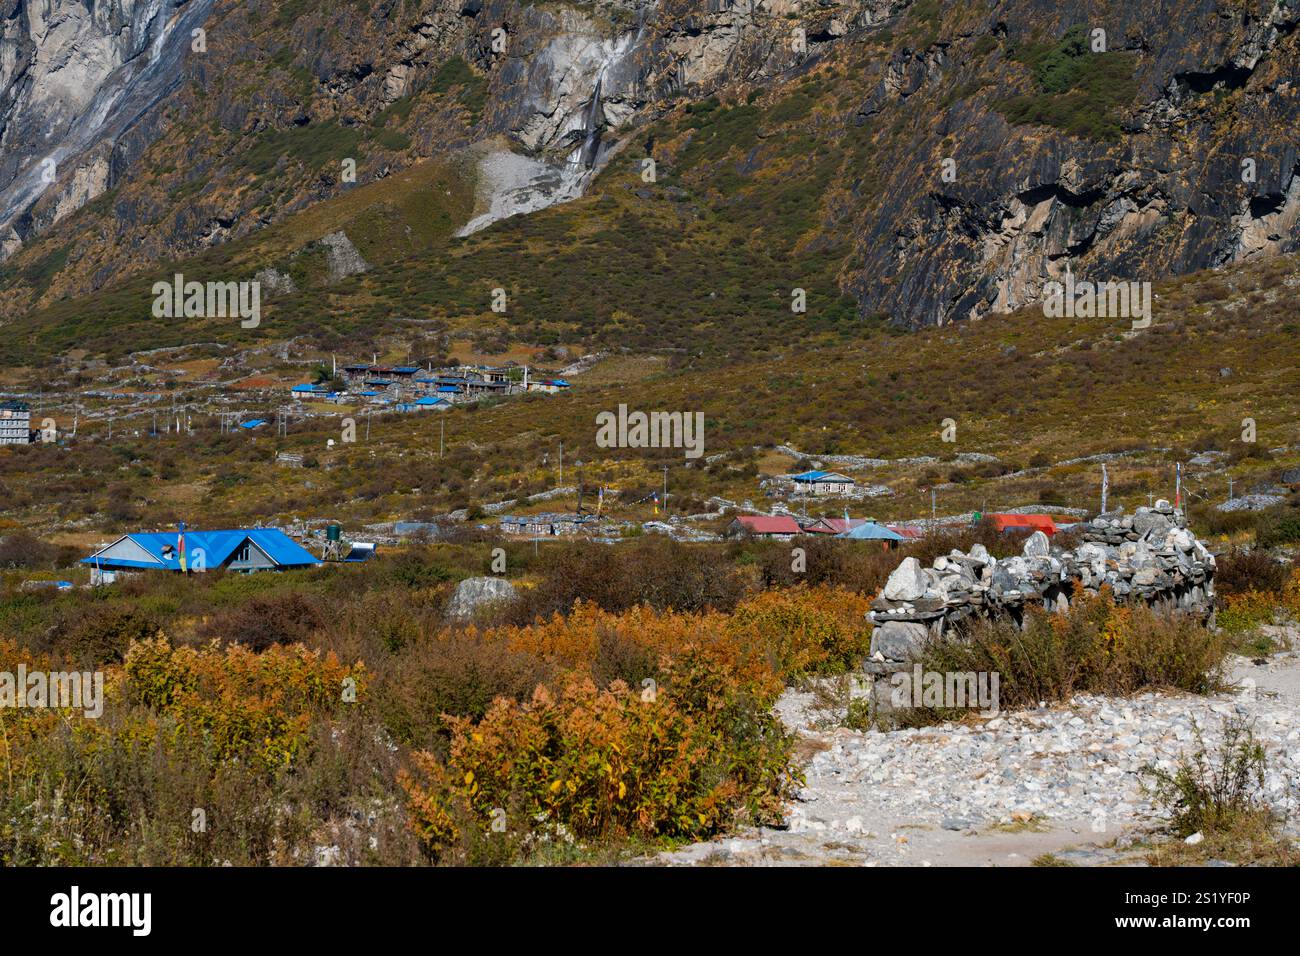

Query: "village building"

xmin=525 ymin=378 xmax=571 ymax=394
xmin=290 ymin=383 xmax=330 ymax=399
xmin=789 ymin=470 xmax=857 ymax=495
xmin=412 ymin=396 xmax=453 ymax=411
xmin=0 ymin=400 xmax=33 ymax=444
xmin=81 ymin=528 xmax=320 ymax=585
xmin=799 ymin=516 xmax=873 ymax=535
xmin=725 ymin=515 xmax=803 ymax=539
xmin=499 ymin=513 xmax=597 ymax=536
xmin=986 ymin=513 xmax=1059 ymax=536
xmin=838 ymin=520 xmax=906 ymax=549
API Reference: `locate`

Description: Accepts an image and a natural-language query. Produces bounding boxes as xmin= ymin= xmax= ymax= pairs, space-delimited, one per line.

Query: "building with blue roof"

xmin=790 ymin=470 xmax=857 ymax=496
xmin=82 ymin=528 xmax=320 ymax=583
xmin=413 ymin=396 xmax=451 ymax=409
xmin=239 ymin=419 xmax=267 ymax=430
xmin=838 ymin=521 xmax=905 ymax=548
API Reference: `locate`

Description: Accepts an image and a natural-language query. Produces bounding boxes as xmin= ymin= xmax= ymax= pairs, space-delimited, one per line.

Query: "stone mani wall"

xmin=867 ymin=501 xmax=1216 ymax=665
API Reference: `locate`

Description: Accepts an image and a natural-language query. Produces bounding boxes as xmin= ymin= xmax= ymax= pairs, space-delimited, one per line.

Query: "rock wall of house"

xmin=867 ymin=500 xmax=1216 ymax=663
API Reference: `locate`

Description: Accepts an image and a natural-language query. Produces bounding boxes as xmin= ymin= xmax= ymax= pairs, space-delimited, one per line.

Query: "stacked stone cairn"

xmin=867 ymin=500 xmax=1216 ymax=665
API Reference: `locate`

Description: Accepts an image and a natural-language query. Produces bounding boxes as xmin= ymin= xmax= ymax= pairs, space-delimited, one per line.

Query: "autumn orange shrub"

xmin=400 ymin=650 xmax=795 ymax=860
xmin=1217 ymin=590 xmax=1281 ymax=634
xmin=124 ymin=636 xmax=365 ymax=769
xmin=2 ymin=635 xmax=376 ymax=865
xmin=726 ymin=584 xmax=873 ymax=678
xmin=399 ymin=585 xmax=878 ymax=858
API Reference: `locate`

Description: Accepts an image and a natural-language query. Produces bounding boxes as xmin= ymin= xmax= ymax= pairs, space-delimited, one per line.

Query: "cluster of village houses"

xmin=34 ymin=427 xmax=1075 ymax=585
xmin=74 ymin=508 xmax=1071 ymax=586
xmin=493 ymin=470 xmax=1074 ymax=545
xmin=288 ymin=362 xmax=571 ymax=411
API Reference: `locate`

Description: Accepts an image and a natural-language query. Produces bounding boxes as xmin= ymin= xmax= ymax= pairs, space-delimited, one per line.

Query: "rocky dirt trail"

xmin=653 ymin=639 xmax=1300 ymax=867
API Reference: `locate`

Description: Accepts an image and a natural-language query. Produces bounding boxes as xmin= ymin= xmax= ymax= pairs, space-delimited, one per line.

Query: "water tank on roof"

xmin=326 ymin=524 xmax=341 ymax=541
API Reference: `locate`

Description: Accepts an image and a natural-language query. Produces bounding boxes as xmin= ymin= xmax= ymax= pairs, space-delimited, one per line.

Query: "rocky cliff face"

xmin=0 ymin=0 xmax=217 ymax=257
xmin=2 ymin=0 xmax=1299 ymax=336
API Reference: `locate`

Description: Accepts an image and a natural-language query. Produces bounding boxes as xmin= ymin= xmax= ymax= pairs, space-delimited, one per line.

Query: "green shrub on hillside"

xmin=997 ymin=26 xmax=1139 ymax=140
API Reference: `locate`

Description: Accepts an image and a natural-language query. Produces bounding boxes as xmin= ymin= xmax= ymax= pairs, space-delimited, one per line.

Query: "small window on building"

xmin=233 ymin=542 xmax=252 ymax=564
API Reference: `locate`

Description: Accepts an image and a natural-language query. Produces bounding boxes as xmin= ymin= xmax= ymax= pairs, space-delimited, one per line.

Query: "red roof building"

xmin=987 ymin=513 xmax=1058 ymax=535
xmin=888 ymin=525 xmax=926 ymax=540
xmin=727 ymin=515 xmax=803 ymax=538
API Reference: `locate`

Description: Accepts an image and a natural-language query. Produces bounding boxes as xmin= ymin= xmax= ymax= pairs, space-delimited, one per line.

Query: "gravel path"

xmin=654 ymin=642 xmax=1300 ymax=867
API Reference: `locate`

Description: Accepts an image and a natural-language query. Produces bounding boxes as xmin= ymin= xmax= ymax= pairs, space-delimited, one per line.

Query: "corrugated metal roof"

xmin=82 ymin=529 xmax=319 ymax=570
xmin=734 ymin=515 xmax=802 ymax=534
xmin=791 ymin=470 xmax=854 ymax=483
xmin=839 ymin=522 xmax=905 ymax=541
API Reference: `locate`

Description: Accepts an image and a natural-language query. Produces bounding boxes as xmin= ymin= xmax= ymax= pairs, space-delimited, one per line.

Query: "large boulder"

xmin=445 ymin=576 xmax=518 ymax=621
xmin=1023 ymin=530 xmax=1050 ymax=557
xmin=870 ymin=620 xmax=929 ymax=661
xmin=883 ymin=556 xmax=928 ymax=601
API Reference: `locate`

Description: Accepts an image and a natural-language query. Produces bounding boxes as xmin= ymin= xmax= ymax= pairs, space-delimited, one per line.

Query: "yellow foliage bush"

xmin=1217 ymin=590 xmax=1281 ymax=634
xmin=124 ymin=637 xmax=365 ymax=768
xmin=727 ymin=584 xmax=873 ymax=677
xmin=400 ymin=586 xmax=873 ymax=858
xmin=400 ymin=651 xmax=796 ymax=859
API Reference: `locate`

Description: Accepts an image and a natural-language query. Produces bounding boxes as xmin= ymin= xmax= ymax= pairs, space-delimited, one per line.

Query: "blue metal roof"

xmin=81 ymin=528 xmax=320 ymax=571
xmin=239 ymin=419 xmax=267 ymax=429
xmin=838 ymin=522 xmax=904 ymax=541
xmin=792 ymin=470 xmax=854 ymax=482
xmin=392 ymin=366 xmax=421 ymax=374
xmin=414 ymin=396 xmax=449 ymax=406
xmin=291 ymin=383 xmax=316 ymax=392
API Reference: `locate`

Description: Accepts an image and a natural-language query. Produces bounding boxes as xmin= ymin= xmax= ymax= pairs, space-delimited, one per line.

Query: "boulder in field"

xmin=445 ymin=576 xmax=518 ymax=621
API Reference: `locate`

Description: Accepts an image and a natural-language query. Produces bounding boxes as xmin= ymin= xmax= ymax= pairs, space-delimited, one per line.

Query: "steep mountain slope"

xmin=1 ymin=0 xmax=1299 ymax=351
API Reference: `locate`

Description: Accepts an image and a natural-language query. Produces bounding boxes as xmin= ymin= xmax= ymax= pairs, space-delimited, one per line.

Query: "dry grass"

xmin=1142 ymin=811 xmax=1300 ymax=866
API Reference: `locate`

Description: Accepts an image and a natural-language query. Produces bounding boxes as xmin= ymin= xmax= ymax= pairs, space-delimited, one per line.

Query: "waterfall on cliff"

xmin=458 ymin=22 xmax=645 ymax=237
